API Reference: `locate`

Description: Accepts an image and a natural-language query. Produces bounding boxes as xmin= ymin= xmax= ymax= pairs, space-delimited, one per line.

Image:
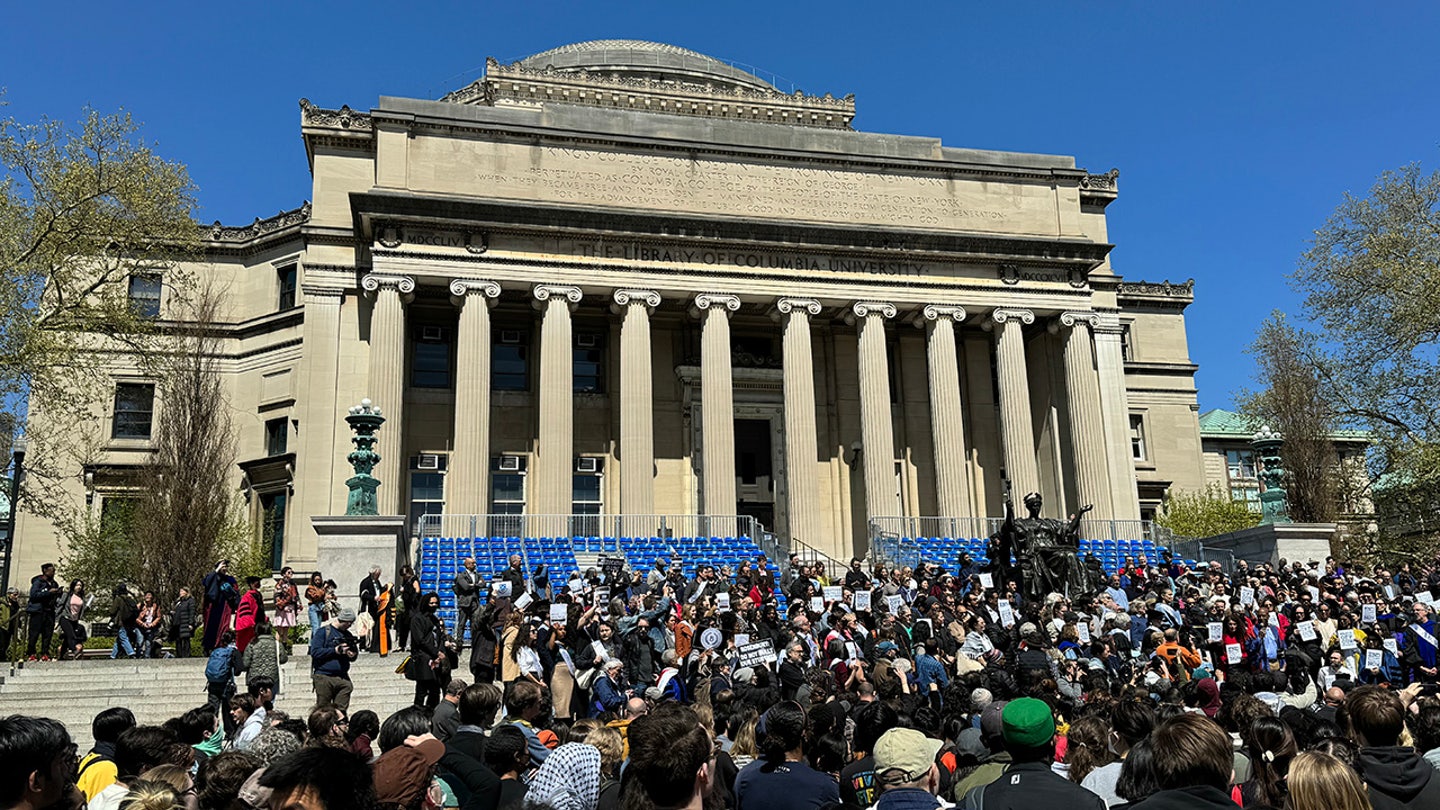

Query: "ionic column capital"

xmin=1090 ymin=310 xmax=1126 ymax=335
xmin=850 ymin=301 xmax=897 ymax=320
xmin=771 ymin=297 xmax=822 ymax=322
xmin=913 ymin=304 xmax=968 ymax=328
xmin=532 ymin=284 xmax=582 ymax=311
xmin=1059 ymin=310 xmax=1101 ymax=329
xmin=449 ymin=278 xmax=501 ymax=307
xmin=361 ymin=273 xmax=416 ymax=303
xmin=612 ymin=288 xmax=662 ymax=313
xmin=983 ymin=307 xmax=1034 ymax=330
xmin=693 ymin=293 xmax=741 ymax=317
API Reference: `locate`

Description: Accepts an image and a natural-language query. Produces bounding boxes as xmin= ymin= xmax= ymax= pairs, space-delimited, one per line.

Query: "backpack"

xmin=206 ymin=647 xmax=235 ymax=682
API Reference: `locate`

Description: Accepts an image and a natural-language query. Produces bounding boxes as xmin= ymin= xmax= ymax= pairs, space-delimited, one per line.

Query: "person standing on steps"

xmin=170 ymin=586 xmax=197 ymax=659
xmin=310 ymin=608 xmax=359 ymax=712
xmin=305 ymin=571 xmax=327 ymax=635
xmin=201 ymin=559 xmax=238 ymax=655
xmin=273 ymin=566 xmax=299 ymax=640
xmin=358 ymin=566 xmax=383 ymax=653
xmin=452 ymin=558 xmax=481 ymax=652
xmin=25 ymin=562 xmax=63 ymax=661
xmin=56 ymin=580 xmax=88 ymax=661
xmin=0 ymin=586 xmax=21 ymax=659
xmin=235 ymin=576 xmax=265 ymax=653
xmin=397 ymin=564 xmax=421 ymax=652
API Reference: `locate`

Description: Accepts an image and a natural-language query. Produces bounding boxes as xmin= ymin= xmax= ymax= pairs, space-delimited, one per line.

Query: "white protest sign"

xmin=1363 ymin=604 xmax=1377 ymax=624
xmin=699 ymin=627 xmax=723 ymax=651
xmin=1240 ymin=586 xmax=1255 ymax=606
xmin=846 ymin=641 xmax=862 ymax=661
xmin=1077 ymin=623 xmax=1091 ymax=644
xmin=549 ymin=603 xmax=568 ymax=624
xmin=854 ymin=591 xmax=872 ymax=612
xmin=823 ymin=586 xmax=843 ymax=604
xmin=885 ymin=595 xmax=904 ymax=614
xmin=1308 ymin=586 xmax=1321 ymax=603
xmin=492 ymin=581 xmax=512 ymax=598
xmin=1297 ymin=621 xmax=1317 ymax=642
xmin=1226 ymin=643 xmax=1242 ymax=664
xmin=567 ymin=578 xmax=584 ymax=593
xmin=1208 ymin=622 xmax=1223 ymax=643
xmin=1418 ymin=590 xmax=1434 ymax=606
xmin=737 ymin=640 xmax=775 ymax=670
xmin=1365 ymin=649 xmax=1384 ymax=670
xmin=716 ymin=593 xmax=731 ymax=611
xmin=1384 ymin=638 xmax=1399 ymax=656
xmin=979 ymin=573 xmax=994 ymax=590
xmin=998 ymin=600 xmax=1016 ymax=629
xmin=1339 ymin=629 xmax=1357 ymax=650
xmin=1385 ymin=585 xmax=1397 ymax=600
xmin=513 ymin=592 xmax=533 ymax=611
xmin=734 ymin=633 xmax=750 ymax=648
xmin=591 ymin=641 xmax=607 ymax=661
xmin=810 ymin=596 xmax=825 ymax=613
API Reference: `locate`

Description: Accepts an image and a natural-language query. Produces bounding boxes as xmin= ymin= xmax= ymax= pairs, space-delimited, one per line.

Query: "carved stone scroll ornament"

xmin=360 ymin=274 xmax=416 ymax=302
xmin=532 ymin=285 xmax=583 ymax=310
xmin=775 ymin=298 xmax=822 ymax=317
xmin=613 ymin=289 xmax=663 ymax=309
xmin=1058 ymin=311 xmax=1101 ymax=329
xmin=990 ymin=305 xmax=1036 ymax=324
xmin=851 ymin=301 xmax=897 ymax=320
xmin=449 ymin=279 xmax=501 ymax=307
xmin=694 ymin=293 xmax=741 ymax=313
xmin=919 ymin=304 xmax=967 ymax=325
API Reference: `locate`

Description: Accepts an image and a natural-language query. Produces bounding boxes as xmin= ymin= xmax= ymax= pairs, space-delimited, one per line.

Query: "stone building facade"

xmin=13 ymin=40 xmax=1207 ymax=573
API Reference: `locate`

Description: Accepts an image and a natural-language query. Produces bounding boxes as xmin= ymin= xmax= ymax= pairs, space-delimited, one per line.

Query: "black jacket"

xmin=1357 ymin=746 xmax=1440 ymax=810
xmin=961 ymin=762 xmax=1105 ymax=810
xmin=171 ymin=596 xmax=197 ymax=638
xmin=359 ymin=576 xmax=381 ymax=616
xmin=1129 ymin=786 xmax=1241 ymax=810
xmin=409 ymin=611 xmax=444 ymax=682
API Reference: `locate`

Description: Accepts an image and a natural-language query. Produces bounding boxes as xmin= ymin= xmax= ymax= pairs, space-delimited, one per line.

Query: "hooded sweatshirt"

xmin=1357 ymin=746 xmax=1440 ymax=810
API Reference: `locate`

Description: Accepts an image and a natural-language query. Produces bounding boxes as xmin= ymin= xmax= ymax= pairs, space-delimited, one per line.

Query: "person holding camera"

xmin=309 ymin=608 xmax=360 ymax=711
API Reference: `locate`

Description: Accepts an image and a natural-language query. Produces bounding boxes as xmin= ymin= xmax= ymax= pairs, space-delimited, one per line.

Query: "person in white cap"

xmin=871 ymin=727 xmax=951 ymax=809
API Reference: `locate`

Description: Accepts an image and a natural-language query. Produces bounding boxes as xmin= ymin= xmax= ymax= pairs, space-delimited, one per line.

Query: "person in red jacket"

xmin=235 ymin=576 xmax=266 ymax=653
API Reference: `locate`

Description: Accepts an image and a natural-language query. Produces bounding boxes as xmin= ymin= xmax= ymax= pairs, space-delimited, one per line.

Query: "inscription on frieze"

xmin=409 ymin=138 xmax=1065 ymax=236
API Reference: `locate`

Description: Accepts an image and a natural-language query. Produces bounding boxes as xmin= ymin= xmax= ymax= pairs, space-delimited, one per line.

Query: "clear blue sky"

xmin=4 ymin=2 xmax=1436 ymax=411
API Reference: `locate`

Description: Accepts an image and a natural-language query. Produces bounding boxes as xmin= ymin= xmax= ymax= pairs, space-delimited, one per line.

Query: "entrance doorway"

xmin=735 ymin=418 xmax=776 ymax=529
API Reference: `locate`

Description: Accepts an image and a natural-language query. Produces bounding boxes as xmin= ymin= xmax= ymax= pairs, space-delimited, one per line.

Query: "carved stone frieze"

xmin=299 ymin=99 xmax=373 ymax=131
xmin=205 ymin=202 xmax=311 ymax=243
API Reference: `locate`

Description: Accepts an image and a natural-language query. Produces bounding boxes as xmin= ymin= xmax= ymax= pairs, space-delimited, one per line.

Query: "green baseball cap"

xmin=1001 ymin=697 xmax=1055 ymax=748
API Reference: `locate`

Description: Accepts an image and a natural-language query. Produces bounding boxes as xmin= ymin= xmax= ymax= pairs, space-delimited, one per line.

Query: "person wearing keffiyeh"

xmin=523 ymin=743 xmax=601 ymax=810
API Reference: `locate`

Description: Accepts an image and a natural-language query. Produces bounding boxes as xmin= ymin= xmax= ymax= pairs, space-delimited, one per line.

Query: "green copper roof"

xmin=1199 ymin=408 xmax=1370 ymax=442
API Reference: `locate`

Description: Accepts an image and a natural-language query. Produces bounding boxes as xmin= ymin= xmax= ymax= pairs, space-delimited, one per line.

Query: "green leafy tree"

xmin=1155 ymin=486 xmax=1262 ymax=540
xmin=0 ymin=105 xmax=200 ymax=521
xmin=1293 ymin=161 xmax=1440 ymax=549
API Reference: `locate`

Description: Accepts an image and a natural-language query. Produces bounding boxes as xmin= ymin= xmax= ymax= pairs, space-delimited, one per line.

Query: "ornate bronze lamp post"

xmin=344 ymin=399 xmax=386 ymax=516
xmin=1252 ymin=425 xmax=1291 ymax=525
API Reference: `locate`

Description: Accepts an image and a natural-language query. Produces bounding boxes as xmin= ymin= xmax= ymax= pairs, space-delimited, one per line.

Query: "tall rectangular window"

xmin=277 ymin=265 xmax=297 ymax=311
xmin=128 ymin=275 xmax=162 ymax=318
xmin=409 ymin=470 xmax=445 ymax=536
xmin=112 ymin=383 xmax=155 ymax=439
xmin=260 ymin=491 xmax=287 ymax=570
xmin=412 ymin=327 xmax=452 ymax=389
xmin=572 ymin=458 xmax=603 ymax=535
xmin=1230 ymin=485 xmax=1261 ymax=512
xmin=265 ymin=418 xmax=288 ymax=456
xmin=493 ymin=330 xmax=529 ymax=391
xmin=573 ymin=333 xmax=605 ymax=393
xmin=490 ymin=455 xmax=527 ymax=536
xmin=1129 ymin=414 xmax=1147 ymax=461
xmin=1120 ymin=322 xmax=1134 ymax=362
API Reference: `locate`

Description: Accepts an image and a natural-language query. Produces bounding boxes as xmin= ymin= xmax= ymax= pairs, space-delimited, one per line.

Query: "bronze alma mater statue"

xmin=988 ymin=492 xmax=1105 ymax=601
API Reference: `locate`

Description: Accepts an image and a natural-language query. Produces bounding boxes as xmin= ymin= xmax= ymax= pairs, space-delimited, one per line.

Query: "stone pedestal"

xmin=312 ymin=515 xmax=408 ymax=608
xmin=1189 ymin=522 xmax=1336 ymax=568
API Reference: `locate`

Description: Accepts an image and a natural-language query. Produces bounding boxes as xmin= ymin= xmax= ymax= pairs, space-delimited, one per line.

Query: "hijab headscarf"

xmin=523 ymin=743 xmax=601 ymax=810
xmin=1196 ymin=677 xmax=1223 ymax=717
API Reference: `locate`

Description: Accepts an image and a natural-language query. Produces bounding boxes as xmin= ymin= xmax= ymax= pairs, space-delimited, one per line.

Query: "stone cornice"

xmin=300 ymin=99 xmax=373 ymax=132
xmin=1079 ymin=169 xmax=1119 ymax=208
xmin=1117 ymin=278 xmax=1194 ymax=302
xmin=447 ymin=56 xmax=856 ymax=130
xmin=448 ymin=278 xmax=501 ymax=307
xmin=201 ymin=202 xmax=311 ymax=252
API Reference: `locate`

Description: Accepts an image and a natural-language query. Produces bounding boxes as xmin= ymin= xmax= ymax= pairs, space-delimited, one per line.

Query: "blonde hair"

xmin=1285 ymin=751 xmax=1371 ymax=810
xmin=731 ymin=710 xmax=760 ymax=758
xmin=137 ymin=765 xmax=191 ymax=796
xmin=585 ymin=725 xmax=625 ymax=775
xmin=119 ymin=779 xmax=181 ymax=810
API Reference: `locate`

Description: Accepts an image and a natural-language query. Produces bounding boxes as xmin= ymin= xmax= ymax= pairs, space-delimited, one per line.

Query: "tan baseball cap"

xmin=873 ymin=727 xmax=943 ymax=784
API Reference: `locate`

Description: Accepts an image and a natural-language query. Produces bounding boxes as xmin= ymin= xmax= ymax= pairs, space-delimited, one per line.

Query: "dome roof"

xmin=515 ymin=40 xmax=776 ymax=93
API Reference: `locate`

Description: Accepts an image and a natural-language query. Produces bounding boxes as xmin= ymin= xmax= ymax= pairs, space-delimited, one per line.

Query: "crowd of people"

xmin=7 ymin=536 xmax=1440 ymax=810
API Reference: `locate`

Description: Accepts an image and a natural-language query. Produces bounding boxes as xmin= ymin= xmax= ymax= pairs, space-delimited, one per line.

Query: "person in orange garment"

xmin=1154 ymin=627 xmax=1202 ymax=679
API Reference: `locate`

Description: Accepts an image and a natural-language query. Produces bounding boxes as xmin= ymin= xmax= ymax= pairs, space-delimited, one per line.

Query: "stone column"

xmin=295 ymin=284 xmax=345 ymax=560
xmin=988 ymin=308 xmax=1039 ymax=500
xmin=1056 ymin=311 xmax=1113 ymax=520
xmin=852 ymin=302 xmax=900 ymax=523
xmin=447 ymin=279 xmax=501 ymax=515
xmin=695 ymin=293 xmax=740 ymax=521
xmin=613 ymin=289 xmax=661 ymax=524
xmin=918 ymin=305 xmax=972 ymax=518
xmin=361 ymin=273 xmax=415 ymax=515
xmin=533 ymin=285 xmax=582 ymax=518
xmin=775 ymin=298 xmax=823 ymax=551
xmin=1094 ymin=314 xmax=1141 ymax=521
